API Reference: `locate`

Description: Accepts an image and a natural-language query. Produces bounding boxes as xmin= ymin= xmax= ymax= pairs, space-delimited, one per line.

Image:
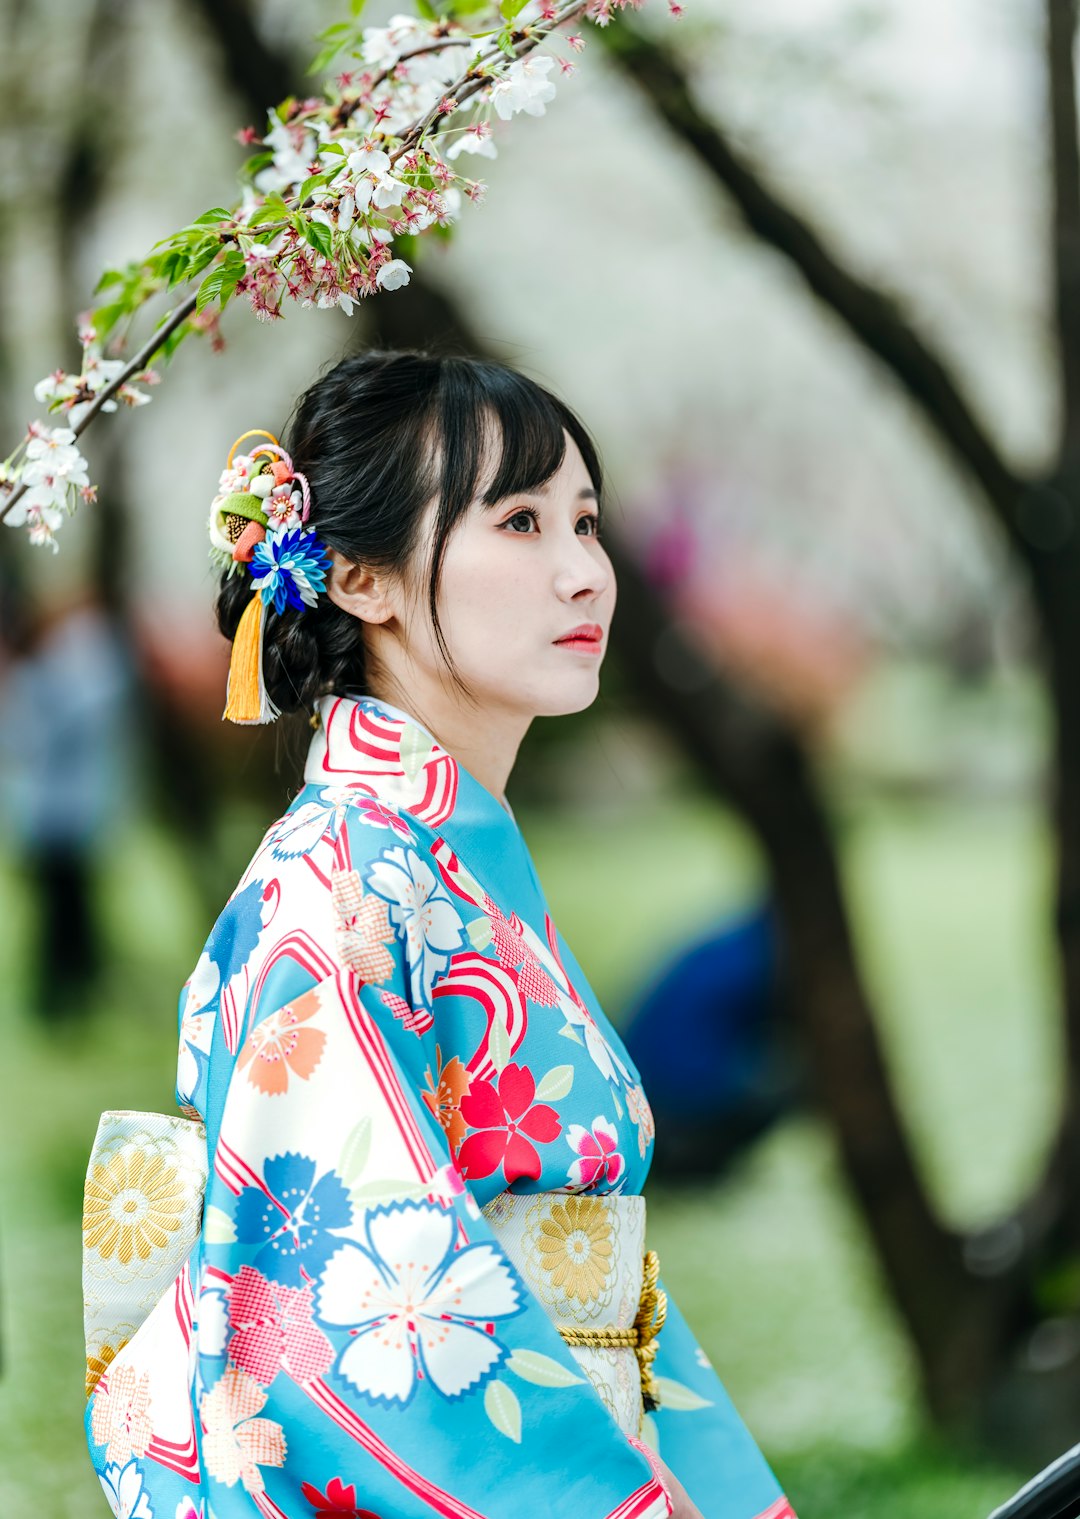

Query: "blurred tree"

xmin=594 ymin=0 xmax=1080 ymax=1458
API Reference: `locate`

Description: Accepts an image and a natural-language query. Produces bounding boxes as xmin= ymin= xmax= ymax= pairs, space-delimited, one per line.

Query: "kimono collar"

xmin=304 ymin=691 xmax=515 ymax=816
xmin=304 ymin=693 xmax=545 ymax=911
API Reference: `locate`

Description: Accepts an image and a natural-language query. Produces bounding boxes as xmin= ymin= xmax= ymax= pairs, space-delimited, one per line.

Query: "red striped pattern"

xmin=433 ymin=952 xmax=528 ymax=1081
xmin=755 ymin=1500 xmax=798 ymax=1519
xmin=337 ymin=969 xmax=439 ymax=1180
xmin=311 ymin=699 xmax=459 ymax=827
xmin=429 ymin=838 xmax=486 ymax=910
xmin=145 ymin=1268 xmax=201 ymax=1482
xmin=605 ymin=1480 xmax=674 ymax=1519
xmin=252 ymin=1490 xmax=290 ymax=1519
xmin=303 ymin=1377 xmax=488 ymax=1518
xmin=215 ymin=1135 xmax=282 ymax=1201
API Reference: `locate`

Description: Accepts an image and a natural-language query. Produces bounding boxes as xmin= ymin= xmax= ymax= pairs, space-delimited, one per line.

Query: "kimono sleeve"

xmin=195 ymin=804 xmax=672 ymax=1519
xmin=644 ymin=1294 xmax=795 ymax=1519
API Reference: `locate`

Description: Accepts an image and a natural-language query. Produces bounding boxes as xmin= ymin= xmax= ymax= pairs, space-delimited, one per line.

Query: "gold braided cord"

xmin=556 ymin=1248 xmax=668 ymax=1413
xmin=557 ymin=1325 xmax=640 ymax=1349
xmin=635 ymin=1249 xmax=668 ymax=1412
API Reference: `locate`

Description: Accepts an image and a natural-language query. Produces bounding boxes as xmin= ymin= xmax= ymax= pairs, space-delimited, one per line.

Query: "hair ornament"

xmin=211 ymin=430 xmax=331 ymax=725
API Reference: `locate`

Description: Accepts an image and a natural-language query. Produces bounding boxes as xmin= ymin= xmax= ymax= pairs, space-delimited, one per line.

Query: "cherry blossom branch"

xmin=0 ymin=294 xmax=197 ymax=527
xmin=391 ymin=0 xmax=589 ymax=160
xmin=3 ymin=0 xmax=673 ymax=551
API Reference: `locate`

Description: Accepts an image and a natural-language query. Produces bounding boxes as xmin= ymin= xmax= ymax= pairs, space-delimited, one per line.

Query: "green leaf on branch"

xmin=246 ymin=205 xmax=287 ymax=228
xmin=93 ymin=268 xmax=125 ymax=295
xmin=298 ymin=172 xmax=330 ymax=205
xmin=192 ymin=207 xmax=234 ymax=227
xmin=300 ymin=218 xmax=334 ymax=258
xmin=240 ymin=150 xmax=275 ymax=182
xmin=92 ymin=302 xmax=128 ymax=343
xmin=309 ymin=21 xmax=362 ymax=74
xmin=494 ymin=25 xmax=518 ymax=56
xmin=195 ymin=254 xmax=245 ymax=314
xmin=499 ymin=0 xmax=529 ymax=20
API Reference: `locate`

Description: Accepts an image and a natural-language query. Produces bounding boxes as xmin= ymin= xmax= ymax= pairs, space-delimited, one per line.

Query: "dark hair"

xmin=216 ymin=349 xmax=604 ymax=716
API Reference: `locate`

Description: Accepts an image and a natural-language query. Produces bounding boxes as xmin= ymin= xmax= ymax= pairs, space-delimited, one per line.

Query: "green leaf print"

xmin=483 ymin=1379 xmax=522 ymax=1442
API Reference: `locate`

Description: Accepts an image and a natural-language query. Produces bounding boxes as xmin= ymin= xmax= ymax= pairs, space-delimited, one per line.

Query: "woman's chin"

xmin=532 ymin=677 xmax=603 ymax=718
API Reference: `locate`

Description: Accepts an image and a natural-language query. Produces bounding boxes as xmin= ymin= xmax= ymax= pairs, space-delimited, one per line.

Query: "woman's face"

xmin=402 ymin=430 xmax=616 ymax=721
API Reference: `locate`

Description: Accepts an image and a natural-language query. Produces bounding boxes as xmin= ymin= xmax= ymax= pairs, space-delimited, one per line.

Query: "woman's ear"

xmin=325 ymin=547 xmax=395 ymax=625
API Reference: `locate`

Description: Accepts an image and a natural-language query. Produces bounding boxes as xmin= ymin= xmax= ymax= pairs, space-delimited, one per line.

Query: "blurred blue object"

xmin=621 ymin=903 xmax=803 ymax=1179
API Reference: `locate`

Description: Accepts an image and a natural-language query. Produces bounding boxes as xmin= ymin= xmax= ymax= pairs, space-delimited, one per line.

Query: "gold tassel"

xmin=224 ymin=593 xmax=279 ymax=725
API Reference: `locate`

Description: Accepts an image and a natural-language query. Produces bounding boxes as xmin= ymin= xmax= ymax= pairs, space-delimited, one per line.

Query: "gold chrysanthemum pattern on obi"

xmin=82 ymin=1111 xmax=207 ymax=1401
xmin=536 ymin=1196 xmax=614 ymax=1306
xmin=482 ymin=1190 xmax=648 ymax=1436
xmin=85 ymin=1339 xmax=126 ymax=1399
xmin=84 ymin=1148 xmax=187 ymax=1265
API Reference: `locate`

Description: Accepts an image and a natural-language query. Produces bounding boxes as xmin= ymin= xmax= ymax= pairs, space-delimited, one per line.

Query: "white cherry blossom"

xmin=490 ymin=55 xmax=557 ymax=121
xmin=376 ymin=258 xmax=412 ymax=291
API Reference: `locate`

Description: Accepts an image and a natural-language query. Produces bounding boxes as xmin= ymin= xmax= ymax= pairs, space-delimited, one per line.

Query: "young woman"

xmin=83 ymin=351 xmax=796 ymax=1519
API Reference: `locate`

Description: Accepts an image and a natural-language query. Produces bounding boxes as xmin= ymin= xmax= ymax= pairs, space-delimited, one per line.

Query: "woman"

xmin=83 ymin=352 xmax=795 ymax=1519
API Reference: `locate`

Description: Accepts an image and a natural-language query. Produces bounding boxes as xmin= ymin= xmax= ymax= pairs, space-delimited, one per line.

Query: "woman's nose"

xmin=553 ymin=537 xmax=612 ymax=602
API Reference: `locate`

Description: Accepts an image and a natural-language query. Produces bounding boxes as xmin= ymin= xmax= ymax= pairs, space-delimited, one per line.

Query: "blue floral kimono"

xmin=85 ymin=694 xmax=795 ymax=1519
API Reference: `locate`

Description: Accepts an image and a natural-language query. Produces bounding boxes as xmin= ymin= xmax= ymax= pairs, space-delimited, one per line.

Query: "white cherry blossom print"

xmin=97 ymin=1458 xmax=153 ymax=1519
xmin=265 ymin=788 xmax=355 ymax=861
xmin=365 ymin=847 xmax=465 ymax=1007
xmin=315 ymin=1201 xmax=522 ymax=1405
xmin=177 ymin=950 xmax=219 ymax=1103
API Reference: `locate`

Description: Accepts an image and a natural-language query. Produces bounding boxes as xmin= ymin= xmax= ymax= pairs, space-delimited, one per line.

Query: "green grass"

xmin=0 ymin=789 xmax=1044 ymax=1516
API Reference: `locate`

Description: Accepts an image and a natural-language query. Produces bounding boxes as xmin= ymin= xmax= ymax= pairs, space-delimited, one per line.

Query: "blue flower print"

xmin=208 ymin=879 xmax=265 ymax=983
xmin=232 ymin=1152 xmax=352 ymax=1287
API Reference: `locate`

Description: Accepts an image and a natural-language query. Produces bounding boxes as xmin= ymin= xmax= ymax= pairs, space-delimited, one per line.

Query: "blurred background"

xmin=2 ymin=0 xmax=1077 ymax=1513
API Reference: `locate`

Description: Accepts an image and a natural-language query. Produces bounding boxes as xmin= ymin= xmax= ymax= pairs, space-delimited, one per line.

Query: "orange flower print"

xmin=201 ymin=1367 xmax=286 ymax=1494
xmin=332 ymin=868 xmax=396 ymax=984
xmin=238 ymin=987 xmax=326 ymax=1096
xmin=90 ymin=1361 xmax=153 ymax=1465
xmin=422 ymin=1044 xmax=472 ymax=1154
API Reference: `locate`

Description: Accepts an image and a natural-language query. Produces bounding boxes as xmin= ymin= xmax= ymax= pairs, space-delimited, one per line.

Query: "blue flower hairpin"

xmin=209 ymin=430 xmax=331 ymax=725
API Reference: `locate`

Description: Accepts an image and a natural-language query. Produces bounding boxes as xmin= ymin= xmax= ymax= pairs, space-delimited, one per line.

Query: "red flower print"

xmin=227 ymin=1266 xmax=333 ymax=1387
xmin=457 ymin=1062 xmax=561 ymax=1183
xmin=484 ymin=895 xmax=560 ymax=1008
xmin=300 ymin=1476 xmax=382 ymax=1518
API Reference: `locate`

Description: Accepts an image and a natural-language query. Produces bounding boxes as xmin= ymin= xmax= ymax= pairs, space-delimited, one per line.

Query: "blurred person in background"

xmin=0 ymin=580 xmax=136 ymax=1022
xmin=82 ymin=351 xmax=796 ymax=1519
xmin=622 ymin=905 xmax=804 ymax=1181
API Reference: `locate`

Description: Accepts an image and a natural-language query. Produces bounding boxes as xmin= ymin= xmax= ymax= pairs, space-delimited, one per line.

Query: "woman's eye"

xmin=577 ymin=513 xmax=601 ymax=536
xmin=503 ymin=508 xmax=539 ymax=533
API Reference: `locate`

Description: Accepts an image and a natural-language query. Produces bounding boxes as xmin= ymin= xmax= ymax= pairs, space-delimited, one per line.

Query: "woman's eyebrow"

xmin=481 ymin=484 xmax=600 ymax=507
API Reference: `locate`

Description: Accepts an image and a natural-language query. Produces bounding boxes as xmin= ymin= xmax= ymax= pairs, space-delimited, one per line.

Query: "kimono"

xmin=84 ymin=693 xmax=796 ymax=1519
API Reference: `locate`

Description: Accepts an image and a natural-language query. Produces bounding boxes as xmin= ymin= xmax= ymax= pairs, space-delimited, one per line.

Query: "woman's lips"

xmin=554 ymin=624 xmax=603 ymax=655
